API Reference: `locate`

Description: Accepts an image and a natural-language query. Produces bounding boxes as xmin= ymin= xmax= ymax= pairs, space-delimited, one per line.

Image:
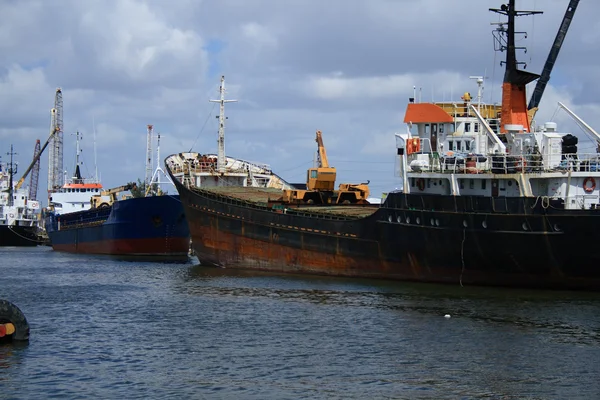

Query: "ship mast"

xmin=490 ymin=0 xmax=541 ymax=134
xmin=73 ymin=131 xmax=83 ymax=183
xmin=6 ymin=145 xmax=17 ymax=207
xmin=209 ymin=76 xmax=237 ymax=174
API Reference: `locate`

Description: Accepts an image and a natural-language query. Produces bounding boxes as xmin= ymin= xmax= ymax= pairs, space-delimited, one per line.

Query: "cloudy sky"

xmin=1 ymin=0 xmax=599 ymax=203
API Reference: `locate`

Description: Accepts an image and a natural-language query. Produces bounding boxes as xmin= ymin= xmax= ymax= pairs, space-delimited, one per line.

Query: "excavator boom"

xmin=315 ymin=130 xmax=330 ymax=168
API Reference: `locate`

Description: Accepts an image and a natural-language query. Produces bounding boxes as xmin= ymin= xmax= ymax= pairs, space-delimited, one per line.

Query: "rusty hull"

xmin=172 ymin=174 xmax=600 ymax=291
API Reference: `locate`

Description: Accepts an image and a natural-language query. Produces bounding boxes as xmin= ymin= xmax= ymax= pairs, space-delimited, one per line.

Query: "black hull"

xmin=172 ymin=175 xmax=600 ymax=291
xmin=0 ymin=225 xmax=40 ymax=247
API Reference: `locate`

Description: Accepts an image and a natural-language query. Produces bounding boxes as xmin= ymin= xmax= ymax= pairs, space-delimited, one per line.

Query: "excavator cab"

xmin=306 ymin=166 xmax=336 ymax=191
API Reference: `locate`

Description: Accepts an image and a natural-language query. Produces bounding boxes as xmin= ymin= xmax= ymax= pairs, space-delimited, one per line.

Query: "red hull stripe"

xmin=53 ymin=237 xmax=189 ymax=256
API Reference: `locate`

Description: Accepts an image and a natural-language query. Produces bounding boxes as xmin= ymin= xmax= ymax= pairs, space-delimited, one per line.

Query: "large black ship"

xmin=167 ymin=0 xmax=600 ymax=290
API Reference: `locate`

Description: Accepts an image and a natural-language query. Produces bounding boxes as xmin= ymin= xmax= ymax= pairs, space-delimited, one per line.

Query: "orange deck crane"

xmin=281 ymin=130 xmax=370 ymax=205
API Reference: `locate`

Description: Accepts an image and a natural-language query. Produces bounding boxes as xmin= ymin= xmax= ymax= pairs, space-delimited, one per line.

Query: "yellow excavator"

xmin=281 ymin=130 xmax=370 ymax=205
xmin=90 ymin=183 xmax=136 ymax=208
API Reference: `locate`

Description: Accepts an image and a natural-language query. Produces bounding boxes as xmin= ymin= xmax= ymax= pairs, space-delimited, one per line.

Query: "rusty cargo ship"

xmin=167 ymin=1 xmax=600 ymax=290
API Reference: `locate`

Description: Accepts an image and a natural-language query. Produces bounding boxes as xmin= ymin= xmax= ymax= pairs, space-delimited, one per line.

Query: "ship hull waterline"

xmin=176 ymin=181 xmax=600 ymax=291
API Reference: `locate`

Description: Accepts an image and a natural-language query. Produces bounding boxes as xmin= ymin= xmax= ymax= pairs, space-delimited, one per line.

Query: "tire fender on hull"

xmin=0 ymin=300 xmax=30 ymax=341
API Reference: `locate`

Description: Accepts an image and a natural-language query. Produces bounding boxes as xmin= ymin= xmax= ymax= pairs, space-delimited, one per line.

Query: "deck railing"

xmin=407 ymin=152 xmax=600 ymax=174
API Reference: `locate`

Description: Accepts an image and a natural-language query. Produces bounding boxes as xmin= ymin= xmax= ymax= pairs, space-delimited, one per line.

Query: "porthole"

xmin=416 ymin=217 xmax=421 ymax=225
xmin=522 ymin=222 xmax=528 ymax=231
xmin=482 ymin=220 xmax=487 ymax=229
xmin=397 ymin=216 xmax=402 ymax=223
xmin=388 ymin=215 xmax=392 ymax=223
xmin=406 ymin=216 xmax=411 ymax=224
xmin=553 ymin=224 xmax=561 ymax=232
xmin=435 ymin=219 xmax=440 ymax=226
xmin=463 ymin=220 xmax=468 ymax=228
xmin=430 ymin=218 xmax=435 ymax=226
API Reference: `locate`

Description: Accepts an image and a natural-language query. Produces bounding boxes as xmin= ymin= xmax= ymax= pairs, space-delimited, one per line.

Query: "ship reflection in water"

xmin=2 ymin=247 xmax=600 ymax=398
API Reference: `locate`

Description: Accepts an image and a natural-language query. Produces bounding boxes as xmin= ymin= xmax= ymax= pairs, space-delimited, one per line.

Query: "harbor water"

xmin=2 ymin=246 xmax=600 ymax=399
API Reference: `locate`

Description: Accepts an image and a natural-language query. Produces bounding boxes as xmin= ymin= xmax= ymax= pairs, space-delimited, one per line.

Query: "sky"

xmin=1 ymin=0 xmax=600 ymax=204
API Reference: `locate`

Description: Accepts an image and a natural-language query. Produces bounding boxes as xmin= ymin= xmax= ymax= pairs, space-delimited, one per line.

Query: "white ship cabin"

xmin=396 ymin=94 xmax=600 ymax=210
xmin=167 ymin=153 xmax=292 ymax=190
xmin=49 ymin=170 xmax=110 ymax=215
xmin=0 ymin=166 xmax=39 ymax=227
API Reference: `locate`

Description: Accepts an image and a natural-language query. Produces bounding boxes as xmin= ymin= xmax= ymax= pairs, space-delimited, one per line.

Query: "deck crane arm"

xmin=15 ymin=108 xmax=59 ymax=190
xmin=557 ymin=102 xmax=600 ymax=150
xmin=528 ymin=0 xmax=579 ymax=122
xmin=315 ymin=130 xmax=330 ymax=168
xmin=102 ymin=182 xmax=137 ymax=203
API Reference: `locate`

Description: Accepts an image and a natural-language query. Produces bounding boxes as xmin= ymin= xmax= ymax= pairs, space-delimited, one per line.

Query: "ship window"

xmin=469 ymin=179 xmax=474 ymax=189
xmin=424 ymin=124 xmax=430 ymax=134
xmin=457 ymin=141 xmax=462 ymax=151
xmin=311 ymin=170 xmax=317 ymax=178
xmin=465 ymin=140 xmax=471 ymax=151
xmin=439 ymin=124 xmax=444 ymax=134
xmin=474 ymin=123 xmax=479 ymax=133
xmin=481 ymin=180 xmax=487 ymax=190
xmin=465 ymin=123 xmax=471 ymax=132
xmin=450 ymin=123 xmax=455 ymax=133
xmin=448 ymin=140 xmax=454 ymax=151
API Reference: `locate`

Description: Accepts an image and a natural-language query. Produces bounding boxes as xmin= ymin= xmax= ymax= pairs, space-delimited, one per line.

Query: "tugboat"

xmin=167 ymin=1 xmax=600 ymax=291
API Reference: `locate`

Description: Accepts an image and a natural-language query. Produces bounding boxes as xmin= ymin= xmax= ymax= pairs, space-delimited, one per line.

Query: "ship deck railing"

xmin=434 ymin=101 xmax=502 ymax=120
xmin=57 ymin=208 xmax=112 ymax=230
xmin=192 ymin=187 xmax=371 ymax=221
xmin=407 ymin=152 xmax=600 ymax=174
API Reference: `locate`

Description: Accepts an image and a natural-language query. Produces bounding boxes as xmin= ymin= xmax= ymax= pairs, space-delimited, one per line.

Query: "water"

xmin=2 ymin=246 xmax=600 ymax=399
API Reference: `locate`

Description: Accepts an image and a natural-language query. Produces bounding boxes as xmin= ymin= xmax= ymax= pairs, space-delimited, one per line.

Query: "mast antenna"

xmin=93 ymin=116 xmax=98 ymax=182
xmin=209 ymin=76 xmax=237 ymax=175
xmin=146 ymin=131 xmax=173 ymax=196
xmin=145 ymin=124 xmax=153 ymax=188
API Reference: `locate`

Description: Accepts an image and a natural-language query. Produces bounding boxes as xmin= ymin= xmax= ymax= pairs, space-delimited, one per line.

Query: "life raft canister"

xmin=407 ymin=138 xmax=421 ymax=155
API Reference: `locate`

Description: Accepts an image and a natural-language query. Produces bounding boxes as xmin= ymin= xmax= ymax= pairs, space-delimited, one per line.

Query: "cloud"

xmin=1 ymin=0 xmax=600 ymax=204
